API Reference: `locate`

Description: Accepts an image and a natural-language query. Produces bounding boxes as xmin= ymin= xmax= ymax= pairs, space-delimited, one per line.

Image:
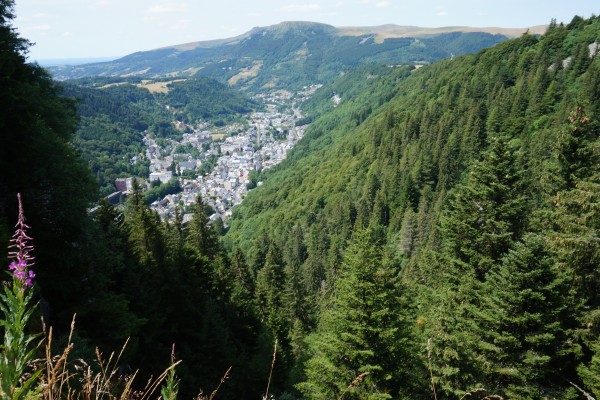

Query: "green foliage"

xmin=5 ymin=0 xmax=600 ymax=395
xmin=0 ymin=281 xmax=41 ymax=400
xmin=159 ymin=77 xmax=257 ymax=124
xmin=298 ymin=228 xmax=423 ymax=399
xmin=51 ymin=22 xmax=509 ymax=92
xmin=144 ymin=178 xmax=182 ymax=204
xmin=226 ymin=14 xmax=600 ymax=397
xmin=198 ymin=154 xmax=218 ymax=177
xmin=161 ymin=349 xmax=180 ymax=400
xmin=441 ymin=134 xmax=526 ymax=281
xmin=255 ymin=242 xmax=287 ymax=339
xmin=474 ymin=234 xmax=577 ymax=399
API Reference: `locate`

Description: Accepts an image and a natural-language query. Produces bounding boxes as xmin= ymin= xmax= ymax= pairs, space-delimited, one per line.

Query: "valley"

xmin=141 ymin=86 xmax=319 ymax=222
xmin=1 ymin=7 xmax=599 ymax=400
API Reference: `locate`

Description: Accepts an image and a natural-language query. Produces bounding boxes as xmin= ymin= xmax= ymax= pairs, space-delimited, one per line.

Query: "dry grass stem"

xmin=263 ymin=339 xmax=278 ymax=400
xmin=337 ymin=371 xmax=369 ymax=400
xmin=426 ymin=337 xmax=438 ymax=400
xmin=194 ymin=366 xmax=232 ymax=400
xmin=37 ymin=313 xmax=180 ymax=400
xmin=460 ymin=387 xmax=504 ymax=400
xmin=140 ymin=359 xmax=182 ymax=400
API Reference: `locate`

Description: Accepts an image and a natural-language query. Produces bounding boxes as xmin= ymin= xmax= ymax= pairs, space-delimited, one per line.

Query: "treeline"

xmin=50 ymin=21 xmax=509 ymax=93
xmin=225 ymin=15 xmax=600 ymax=398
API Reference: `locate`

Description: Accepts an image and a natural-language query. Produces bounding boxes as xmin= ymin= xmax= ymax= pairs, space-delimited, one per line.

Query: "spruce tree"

xmin=125 ymin=179 xmax=165 ymax=268
xmin=474 ymin=234 xmax=577 ymax=399
xmin=187 ymin=194 xmax=219 ymax=261
xmin=546 ymin=107 xmax=600 ymax=396
xmin=427 ymin=134 xmax=528 ymax=396
xmin=297 ymin=228 xmax=419 ymax=399
xmin=255 ymin=241 xmax=287 ymax=339
xmin=441 ymin=134 xmax=526 ymax=281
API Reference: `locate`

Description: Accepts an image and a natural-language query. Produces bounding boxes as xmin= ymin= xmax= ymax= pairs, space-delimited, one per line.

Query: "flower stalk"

xmin=0 ymin=194 xmax=42 ymax=400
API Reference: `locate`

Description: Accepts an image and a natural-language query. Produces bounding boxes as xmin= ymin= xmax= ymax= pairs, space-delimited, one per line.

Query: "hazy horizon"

xmin=15 ymin=0 xmax=598 ymax=60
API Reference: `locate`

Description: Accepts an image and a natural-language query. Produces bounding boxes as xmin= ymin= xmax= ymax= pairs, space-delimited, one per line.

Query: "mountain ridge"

xmin=50 ymin=20 xmax=516 ymax=91
xmin=155 ymin=21 xmax=546 ymax=52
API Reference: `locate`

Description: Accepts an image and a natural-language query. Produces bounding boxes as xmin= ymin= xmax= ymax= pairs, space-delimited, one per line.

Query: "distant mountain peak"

xmin=50 ymin=21 xmax=520 ymax=87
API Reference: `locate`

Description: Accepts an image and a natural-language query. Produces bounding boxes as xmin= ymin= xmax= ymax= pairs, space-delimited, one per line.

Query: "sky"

xmin=13 ymin=0 xmax=599 ymax=61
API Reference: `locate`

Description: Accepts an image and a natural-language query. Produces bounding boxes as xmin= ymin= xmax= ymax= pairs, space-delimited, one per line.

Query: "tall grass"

xmin=0 ymin=195 xmax=229 ymax=400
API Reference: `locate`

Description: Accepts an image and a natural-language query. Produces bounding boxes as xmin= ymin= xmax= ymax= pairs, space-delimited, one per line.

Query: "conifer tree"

xmin=441 ymin=134 xmax=526 ymax=281
xmin=474 ymin=234 xmax=577 ymax=399
xmin=230 ymin=247 xmax=255 ymax=311
xmin=255 ymin=241 xmax=287 ymax=339
xmin=188 ymin=194 xmax=219 ymax=261
xmin=426 ymin=134 xmax=528 ymax=396
xmin=545 ymin=107 xmax=600 ymax=396
xmin=297 ymin=228 xmax=420 ymax=399
xmin=125 ymin=179 xmax=165 ymax=268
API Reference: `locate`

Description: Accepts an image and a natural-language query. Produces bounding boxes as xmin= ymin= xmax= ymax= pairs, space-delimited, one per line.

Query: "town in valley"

xmin=110 ymin=85 xmax=321 ymax=225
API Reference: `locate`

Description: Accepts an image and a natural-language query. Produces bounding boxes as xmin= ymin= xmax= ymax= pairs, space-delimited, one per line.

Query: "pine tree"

xmin=255 ymin=241 xmax=287 ymax=339
xmin=474 ymin=234 xmax=577 ymax=399
xmin=546 ymin=107 xmax=600 ymax=396
xmin=297 ymin=228 xmax=419 ymax=399
xmin=441 ymin=134 xmax=526 ymax=281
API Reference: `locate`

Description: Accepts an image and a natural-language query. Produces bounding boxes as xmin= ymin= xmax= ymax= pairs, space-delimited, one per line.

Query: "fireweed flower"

xmin=8 ymin=261 xmax=35 ymax=287
xmin=7 ymin=193 xmax=35 ymax=288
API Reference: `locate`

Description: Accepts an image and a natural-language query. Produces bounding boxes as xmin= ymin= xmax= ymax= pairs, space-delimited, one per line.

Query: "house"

xmin=149 ymin=171 xmax=173 ymax=184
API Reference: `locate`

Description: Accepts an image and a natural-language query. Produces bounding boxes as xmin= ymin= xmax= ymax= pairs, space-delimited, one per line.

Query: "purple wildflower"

xmin=7 ymin=194 xmax=35 ymax=287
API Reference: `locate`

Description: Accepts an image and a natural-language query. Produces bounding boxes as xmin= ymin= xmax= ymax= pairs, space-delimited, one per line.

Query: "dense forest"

xmin=226 ymin=15 xmax=600 ymax=399
xmin=1 ymin=0 xmax=599 ymax=397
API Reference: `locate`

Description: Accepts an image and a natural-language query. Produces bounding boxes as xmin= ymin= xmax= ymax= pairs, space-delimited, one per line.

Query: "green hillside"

xmin=49 ymin=22 xmax=509 ymax=92
xmin=225 ymin=16 xmax=600 ymax=398
xmin=2 ymin=0 xmax=600 ymax=396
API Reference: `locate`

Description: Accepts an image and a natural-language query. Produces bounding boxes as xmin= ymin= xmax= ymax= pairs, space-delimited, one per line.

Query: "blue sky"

xmin=13 ymin=0 xmax=599 ymax=61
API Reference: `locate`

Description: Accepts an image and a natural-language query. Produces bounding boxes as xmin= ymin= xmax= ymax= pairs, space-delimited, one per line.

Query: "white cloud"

xmin=147 ymin=3 xmax=187 ymax=14
xmin=95 ymin=0 xmax=110 ymax=5
xmin=247 ymin=11 xmax=262 ymax=17
xmin=375 ymin=1 xmax=389 ymax=8
xmin=357 ymin=0 xmax=371 ymax=4
xmin=281 ymin=3 xmax=322 ymax=12
xmin=437 ymin=10 xmax=448 ymax=16
xmin=62 ymin=31 xmax=73 ymax=37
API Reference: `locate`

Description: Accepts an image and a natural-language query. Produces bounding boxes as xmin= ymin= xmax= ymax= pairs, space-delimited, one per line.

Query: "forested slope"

xmin=2 ymin=0 xmax=599 ymax=396
xmin=225 ymin=16 xmax=600 ymax=398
